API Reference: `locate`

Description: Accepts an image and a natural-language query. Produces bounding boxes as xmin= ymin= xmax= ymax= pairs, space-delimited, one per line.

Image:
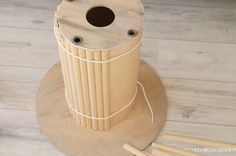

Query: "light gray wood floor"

xmin=0 ymin=0 xmax=235 ymax=156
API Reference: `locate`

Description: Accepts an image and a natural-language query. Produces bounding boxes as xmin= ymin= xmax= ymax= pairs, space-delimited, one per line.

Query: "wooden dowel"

xmin=79 ymin=49 xmax=92 ymax=128
xmin=64 ymin=40 xmax=80 ymax=121
xmin=152 ymin=148 xmax=178 ymax=156
xmin=123 ymin=143 xmax=147 ymax=156
xmin=163 ymin=134 xmax=236 ymax=148
xmin=71 ymin=45 xmax=86 ymax=126
xmin=86 ymin=51 xmax=98 ymax=130
xmin=94 ymin=52 xmax=104 ymax=130
xmin=102 ymin=52 xmax=110 ymax=130
xmin=58 ymin=30 xmax=75 ymax=119
xmin=55 ymin=28 xmax=73 ymax=115
xmin=152 ymin=143 xmax=202 ymax=156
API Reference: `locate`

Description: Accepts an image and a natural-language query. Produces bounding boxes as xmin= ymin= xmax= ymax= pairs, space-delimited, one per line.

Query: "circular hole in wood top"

xmin=128 ymin=29 xmax=137 ymax=37
xmin=86 ymin=6 xmax=115 ymax=27
xmin=73 ymin=36 xmax=82 ymax=44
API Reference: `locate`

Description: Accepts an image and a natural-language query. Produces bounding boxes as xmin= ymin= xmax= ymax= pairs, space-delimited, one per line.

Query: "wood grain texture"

xmin=35 ymin=62 xmax=167 ymax=156
xmin=1 ymin=66 xmax=235 ymax=126
xmin=1 ymin=0 xmax=236 ymax=44
xmin=0 ymin=109 xmax=235 ymax=156
xmin=0 ymin=0 xmax=235 ymax=155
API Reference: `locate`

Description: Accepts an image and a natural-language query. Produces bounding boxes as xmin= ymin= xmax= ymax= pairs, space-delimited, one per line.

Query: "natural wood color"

xmin=71 ymin=44 xmax=86 ymax=126
xmin=94 ymin=52 xmax=104 ymax=130
xmin=3 ymin=0 xmax=236 ymax=44
xmin=68 ymin=42 xmax=81 ymax=122
xmin=86 ymin=51 xmax=98 ymax=130
xmin=3 ymin=26 xmax=236 ymax=83
xmin=78 ymin=49 xmax=92 ymax=129
xmin=55 ymin=0 xmax=144 ymax=50
xmin=54 ymin=0 xmax=144 ymax=130
xmin=123 ymin=143 xmax=147 ymax=156
xmin=2 ymin=109 xmax=236 ymax=156
xmin=152 ymin=143 xmax=202 ymax=156
xmin=163 ymin=134 xmax=236 ymax=148
xmin=143 ymin=152 xmax=154 ymax=156
xmin=108 ymin=30 xmax=142 ymax=126
xmin=55 ymin=27 xmax=71 ymax=115
xmin=101 ymin=52 xmax=110 ymax=130
xmin=1 ymin=0 xmax=236 ymax=155
xmin=36 ymin=61 xmax=167 ymax=156
xmin=57 ymin=30 xmax=75 ymax=118
xmin=152 ymin=148 xmax=180 ymax=156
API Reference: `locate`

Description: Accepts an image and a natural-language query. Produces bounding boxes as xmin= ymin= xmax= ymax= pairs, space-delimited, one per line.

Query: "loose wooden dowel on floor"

xmin=123 ymin=143 xmax=147 ymax=156
xmin=152 ymin=143 xmax=202 ymax=156
xmin=71 ymin=45 xmax=86 ymax=126
xmin=86 ymin=51 xmax=98 ymax=130
xmin=94 ymin=52 xmax=104 ymax=130
xmin=102 ymin=52 xmax=110 ymax=130
xmin=163 ymin=134 xmax=236 ymax=148
xmin=79 ymin=49 xmax=92 ymax=128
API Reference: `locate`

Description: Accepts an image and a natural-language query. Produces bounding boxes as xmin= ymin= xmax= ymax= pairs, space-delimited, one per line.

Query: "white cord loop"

xmin=65 ymin=81 xmax=154 ymax=123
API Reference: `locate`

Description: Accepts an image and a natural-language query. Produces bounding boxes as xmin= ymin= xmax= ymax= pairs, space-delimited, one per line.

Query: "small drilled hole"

xmin=73 ymin=36 xmax=82 ymax=44
xmin=128 ymin=29 xmax=137 ymax=37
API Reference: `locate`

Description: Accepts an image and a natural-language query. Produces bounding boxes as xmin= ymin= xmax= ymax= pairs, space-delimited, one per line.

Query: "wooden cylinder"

xmin=54 ymin=0 xmax=144 ymax=130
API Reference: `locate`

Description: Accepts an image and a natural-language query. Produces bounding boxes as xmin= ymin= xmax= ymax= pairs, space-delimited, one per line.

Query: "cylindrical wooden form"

xmin=54 ymin=0 xmax=144 ymax=130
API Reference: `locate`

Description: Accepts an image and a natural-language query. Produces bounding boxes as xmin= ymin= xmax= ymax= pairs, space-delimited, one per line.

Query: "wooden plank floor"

xmin=0 ymin=0 xmax=235 ymax=155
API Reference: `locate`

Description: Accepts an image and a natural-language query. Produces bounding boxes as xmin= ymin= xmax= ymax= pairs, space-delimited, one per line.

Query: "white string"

xmin=55 ymin=29 xmax=154 ymax=123
xmin=65 ymin=81 xmax=154 ymax=123
xmin=137 ymin=81 xmax=154 ymax=123
xmin=54 ymin=31 xmax=142 ymax=64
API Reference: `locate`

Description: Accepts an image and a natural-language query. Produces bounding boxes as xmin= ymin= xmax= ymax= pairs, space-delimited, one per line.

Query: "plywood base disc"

xmin=36 ymin=60 xmax=167 ymax=156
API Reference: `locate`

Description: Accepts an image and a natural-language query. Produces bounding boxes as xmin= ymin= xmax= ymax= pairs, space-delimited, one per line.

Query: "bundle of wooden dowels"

xmin=54 ymin=16 xmax=142 ymax=131
xmin=55 ymin=27 xmax=111 ymax=130
xmin=123 ymin=133 xmax=236 ymax=156
xmin=53 ymin=0 xmax=144 ymax=131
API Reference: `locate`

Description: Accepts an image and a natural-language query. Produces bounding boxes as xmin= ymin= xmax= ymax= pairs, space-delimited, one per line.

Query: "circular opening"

xmin=128 ymin=29 xmax=137 ymax=37
xmin=86 ymin=6 xmax=115 ymax=27
xmin=73 ymin=36 xmax=82 ymax=44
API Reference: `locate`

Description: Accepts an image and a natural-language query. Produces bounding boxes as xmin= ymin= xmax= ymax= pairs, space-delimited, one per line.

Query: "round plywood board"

xmin=36 ymin=60 xmax=167 ymax=156
xmin=55 ymin=0 xmax=144 ymax=50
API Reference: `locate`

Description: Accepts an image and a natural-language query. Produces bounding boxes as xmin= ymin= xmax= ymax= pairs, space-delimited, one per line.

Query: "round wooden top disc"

xmin=36 ymin=60 xmax=167 ymax=156
xmin=55 ymin=0 xmax=144 ymax=51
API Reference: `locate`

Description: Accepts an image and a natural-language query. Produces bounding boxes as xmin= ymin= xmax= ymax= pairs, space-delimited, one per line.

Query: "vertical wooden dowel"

xmin=94 ymin=52 xmax=104 ymax=130
xmin=71 ymin=45 xmax=86 ymax=126
xmin=79 ymin=49 xmax=92 ymax=129
xmin=86 ymin=51 xmax=98 ymax=130
xmin=102 ymin=52 xmax=110 ymax=130
xmin=64 ymin=40 xmax=79 ymax=122
xmin=54 ymin=27 xmax=73 ymax=115
xmin=58 ymin=31 xmax=75 ymax=118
